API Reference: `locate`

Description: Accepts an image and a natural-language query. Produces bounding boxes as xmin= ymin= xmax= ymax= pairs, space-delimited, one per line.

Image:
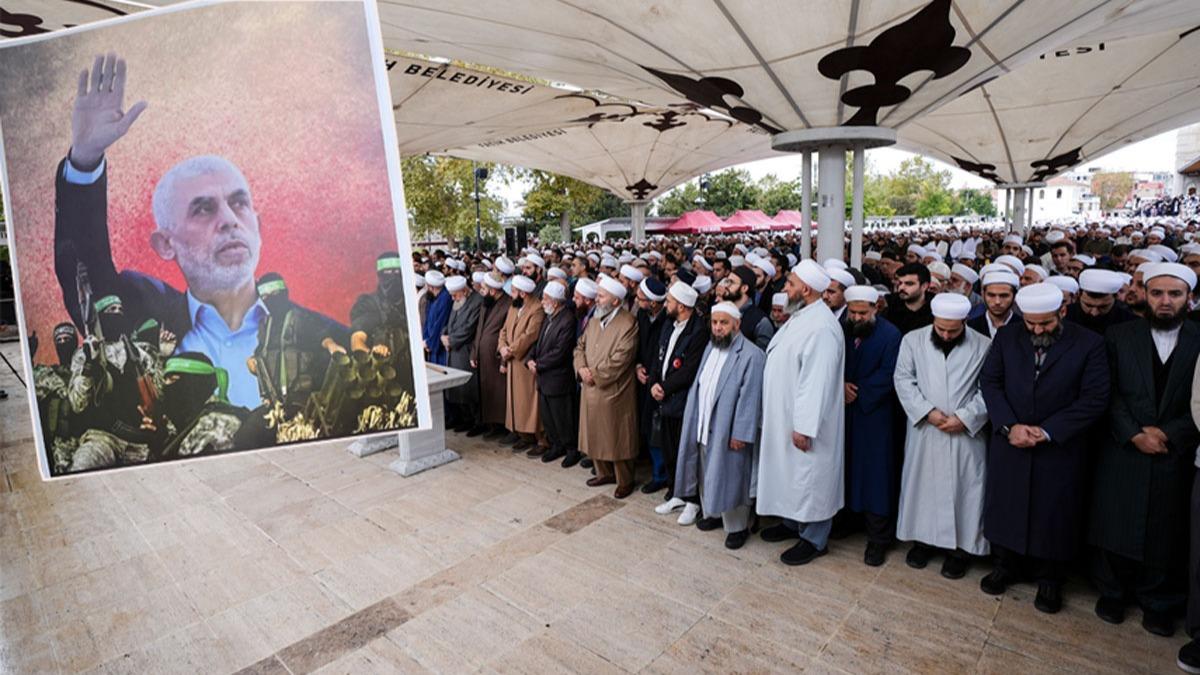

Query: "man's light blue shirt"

xmin=179 ymin=292 xmax=267 ymax=409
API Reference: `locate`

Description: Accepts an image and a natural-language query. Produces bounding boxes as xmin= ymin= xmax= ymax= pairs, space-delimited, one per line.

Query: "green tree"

xmin=754 ymin=174 xmax=803 ymax=214
xmin=958 ymin=188 xmax=996 ymax=216
xmin=653 ymin=169 xmax=760 ymax=217
xmin=1092 ymin=172 xmax=1135 ymax=211
xmin=654 ymin=181 xmax=702 ymax=216
xmin=519 ymin=170 xmax=622 ymax=241
xmin=401 ymin=156 xmax=508 ymax=245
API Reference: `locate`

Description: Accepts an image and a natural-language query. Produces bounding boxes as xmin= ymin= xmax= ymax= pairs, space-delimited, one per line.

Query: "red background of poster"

xmin=0 ymin=1 xmax=403 ymax=364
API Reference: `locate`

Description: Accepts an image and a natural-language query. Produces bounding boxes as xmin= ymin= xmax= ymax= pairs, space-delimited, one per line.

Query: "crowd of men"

xmin=413 ymin=217 xmax=1200 ymax=673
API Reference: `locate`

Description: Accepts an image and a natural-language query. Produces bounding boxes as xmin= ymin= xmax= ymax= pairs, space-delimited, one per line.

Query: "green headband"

xmin=376 ymin=257 xmax=404 ymax=272
xmin=137 ymin=318 xmax=159 ymax=334
xmin=164 ymin=357 xmax=229 ymax=402
xmin=257 ymin=279 xmax=287 ymax=295
xmin=94 ymin=295 xmax=121 ymax=313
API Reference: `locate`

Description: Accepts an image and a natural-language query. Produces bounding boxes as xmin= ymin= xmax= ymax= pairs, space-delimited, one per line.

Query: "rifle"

xmin=122 ymin=334 xmax=158 ymax=418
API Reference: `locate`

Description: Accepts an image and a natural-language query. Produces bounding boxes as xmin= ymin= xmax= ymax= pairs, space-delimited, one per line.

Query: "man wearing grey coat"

xmin=673 ymin=302 xmax=765 ymax=549
xmin=442 ymin=277 xmax=484 ymax=432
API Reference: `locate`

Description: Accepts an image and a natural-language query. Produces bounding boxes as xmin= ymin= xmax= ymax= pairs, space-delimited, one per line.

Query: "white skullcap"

xmin=619 ymin=264 xmax=644 ymax=283
xmin=1021 ymin=245 xmax=1034 ymax=257
xmin=826 ymin=266 xmax=855 ymax=289
xmin=927 ymin=261 xmax=950 ymax=279
xmin=1150 ymin=228 xmax=1166 ymax=238
xmin=1015 ymin=282 xmax=1064 ymax=315
xmin=693 ymin=275 xmax=713 ymax=294
xmin=1025 ymin=265 xmax=1049 ymax=281
xmin=495 ymin=257 xmax=515 ymax=275
xmin=951 ymin=263 xmax=979 ymax=285
xmin=907 ymin=244 xmax=927 ymax=257
xmin=415 ymin=276 xmax=426 ymax=288
xmin=668 ymin=280 xmax=698 ymax=307
xmin=752 ymin=257 xmax=776 ymax=278
xmin=639 ymin=278 xmax=666 ymax=302
xmin=845 ymin=285 xmax=879 ymax=304
xmin=995 ymin=254 xmax=1026 ymax=275
xmin=823 ymin=258 xmax=848 ymax=271
xmin=600 ymin=255 xmax=618 ymax=268
xmin=1181 ymin=243 xmax=1200 ymax=257
xmin=715 ymin=251 xmax=728 ymax=260
xmin=693 ymin=254 xmax=713 ymax=271
xmin=1046 ymin=275 xmax=1079 ymax=295
xmin=648 ymin=250 xmax=664 ymax=260
xmin=1148 ymin=244 xmax=1178 ymax=263
xmin=1131 ymin=248 xmax=1163 ymax=263
xmin=1144 ymin=262 xmax=1198 ymax=290
xmin=1004 ymin=234 xmax=1023 ymax=246
xmin=1045 ymin=230 xmax=1065 ymax=244
xmin=1131 ymin=231 xmax=1145 ymax=239
xmin=574 ymin=277 xmax=598 ymax=299
xmin=601 ymin=245 xmax=615 ymax=254
xmin=445 ymin=275 xmax=467 ymax=292
xmin=424 ymin=271 xmax=445 ymax=287
xmin=729 ymin=255 xmax=746 ymax=267
xmin=734 ymin=243 xmax=748 ymax=254
xmin=1073 ymin=254 xmax=1096 ymax=267
xmin=618 ymin=252 xmax=634 ymax=264
xmin=930 ymin=293 xmax=971 ymax=320
xmin=865 ymin=251 xmax=882 ymax=261
xmin=792 ymin=259 xmax=831 ymax=293
xmin=753 ymin=247 xmax=769 ymax=258
xmin=710 ymin=302 xmax=741 ymax=319
xmin=481 ymin=259 xmax=493 ymax=269
xmin=547 ymin=267 xmax=567 ymax=281
xmin=472 ymin=271 xmax=485 ymax=284
xmin=597 ymin=274 xmax=626 ymax=300
xmin=981 ymin=270 xmax=1020 ymax=289
xmin=483 ymin=272 xmax=505 ymax=290
xmin=772 ymin=292 xmax=789 ymax=307
xmin=1079 ymin=269 xmax=1124 ymax=295
xmin=543 ymin=280 xmax=566 ymax=301
xmin=787 ymin=253 xmax=798 ymax=267
xmin=511 ymin=275 xmax=535 ymax=294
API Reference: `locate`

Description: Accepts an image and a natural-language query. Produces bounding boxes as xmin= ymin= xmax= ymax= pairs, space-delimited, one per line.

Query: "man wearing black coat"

xmin=978 ymin=283 xmax=1109 ymax=613
xmin=1089 ymin=264 xmax=1200 ymax=637
xmin=526 ymin=282 xmax=577 ymax=465
xmin=635 ymin=278 xmax=669 ymax=489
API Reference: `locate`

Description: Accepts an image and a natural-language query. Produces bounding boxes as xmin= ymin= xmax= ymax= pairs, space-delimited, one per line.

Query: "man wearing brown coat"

xmin=499 ymin=275 xmax=545 ymax=452
xmin=575 ymin=274 xmax=640 ymax=498
xmin=469 ymin=272 xmax=511 ymax=439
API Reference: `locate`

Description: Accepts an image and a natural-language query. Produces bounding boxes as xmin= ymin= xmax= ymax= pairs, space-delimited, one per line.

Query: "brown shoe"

xmin=613 ymin=484 xmax=635 ymax=499
xmin=526 ymin=445 xmax=547 ymax=457
xmin=586 ymin=475 xmax=615 ymax=488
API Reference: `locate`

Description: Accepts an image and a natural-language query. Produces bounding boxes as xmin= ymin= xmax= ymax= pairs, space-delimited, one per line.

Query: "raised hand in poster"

xmin=70 ymin=53 xmax=147 ymax=170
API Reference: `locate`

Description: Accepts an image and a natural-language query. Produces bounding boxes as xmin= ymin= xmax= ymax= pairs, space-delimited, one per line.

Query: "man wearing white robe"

xmin=757 ymin=260 xmax=845 ymax=566
xmin=894 ymin=293 xmax=992 ymax=580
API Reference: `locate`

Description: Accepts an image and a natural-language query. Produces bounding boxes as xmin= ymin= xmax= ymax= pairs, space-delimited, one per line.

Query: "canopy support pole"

xmin=850 ymin=143 xmax=865 ymax=268
xmin=1011 ymin=187 xmax=1027 ymax=235
xmin=628 ymin=201 xmax=647 ymax=243
xmin=816 ymin=146 xmax=846 ymax=264
xmin=1026 ymin=188 xmax=1035 ymax=233
xmin=801 ymin=151 xmax=813 ymax=260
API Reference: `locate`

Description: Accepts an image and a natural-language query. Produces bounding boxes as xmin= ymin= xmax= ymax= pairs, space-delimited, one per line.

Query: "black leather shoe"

xmin=561 ymin=451 xmax=582 ymax=468
xmin=640 ymin=480 xmax=667 ymax=494
xmin=696 ymin=516 xmax=722 ymax=532
xmin=1094 ymin=596 xmax=1125 ymax=624
xmin=541 ymin=448 xmax=565 ymax=463
xmin=864 ymin=542 xmax=889 ymax=567
xmin=940 ymin=554 xmax=970 ymax=580
xmin=512 ymin=438 xmax=534 ymax=452
xmin=484 ymin=426 xmax=506 ymax=439
xmin=980 ymin=569 xmax=1015 ymax=596
xmin=780 ymin=539 xmax=827 ymax=566
xmin=1177 ymin=638 xmax=1200 ymax=674
xmin=498 ymin=432 xmax=520 ymax=445
xmin=725 ymin=529 xmax=750 ymax=550
xmin=525 ymin=445 xmax=547 ymax=457
xmin=466 ymin=425 xmax=489 ymax=438
xmin=1033 ymin=581 xmax=1062 ymax=614
xmin=580 ymin=458 xmax=594 ymax=469
xmin=1143 ymin=609 xmax=1176 ymax=637
xmin=760 ymin=523 xmax=799 ymax=543
xmin=905 ymin=543 xmax=934 ymax=569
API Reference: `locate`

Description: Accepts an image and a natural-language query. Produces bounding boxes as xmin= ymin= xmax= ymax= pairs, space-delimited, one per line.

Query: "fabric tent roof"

xmin=773 ymin=210 xmax=818 ymax=230
xmin=725 ymin=209 xmax=777 ymax=231
xmin=0 ymin=1 xmax=148 ymax=37
xmin=899 ymin=11 xmax=1200 ymax=184
xmin=664 ymin=210 xmax=726 ymax=234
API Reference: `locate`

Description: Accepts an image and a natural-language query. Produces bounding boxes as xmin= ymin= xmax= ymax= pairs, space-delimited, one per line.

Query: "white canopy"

xmin=0 ymin=1 xmax=149 ymax=36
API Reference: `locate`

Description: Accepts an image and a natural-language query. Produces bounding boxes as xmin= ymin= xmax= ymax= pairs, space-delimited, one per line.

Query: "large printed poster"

xmin=0 ymin=0 xmax=430 ymax=478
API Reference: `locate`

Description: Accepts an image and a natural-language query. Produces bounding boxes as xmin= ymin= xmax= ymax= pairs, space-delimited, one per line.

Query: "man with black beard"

xmin=33 ymin=323 xmax=81 ymax=474
xmin=885 ymin=263 xmax=934 ymax=335
xmin=1090 ymin=263 xmax=1200 ymax=638
xmin=140 ymin=351 xmax=248 ymax=460
xmin=66 ymin=294 xmax=164 ymax=472
xmin=441 ymin=275 xmax=484 ymax=432
xmin=979 ymin=283 xmax=1109 ymax=614
xmin=717 ymin=267 xmax=773 ymax=350
xmin=1067 ymin=268 xmax=1136 ymax=336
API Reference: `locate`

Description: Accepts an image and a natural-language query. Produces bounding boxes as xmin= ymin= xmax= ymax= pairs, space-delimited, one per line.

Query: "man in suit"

xmin=441 ymin=275 xmax=484 ymax=432
xmin=1089 ymin=263 xmax=1200 ymax=637
xmin=526 ymin=281 xmax=577 ymax=465
xmin=978 ymin=283 xmax=1109 ymax=614
xmin=635 ymin=278 xmax=669 ymax=493
xmin=967 ymin=270 xmax=1019 ymax=338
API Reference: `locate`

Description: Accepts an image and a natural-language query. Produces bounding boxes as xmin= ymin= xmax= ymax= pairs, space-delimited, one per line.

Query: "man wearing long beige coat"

xmin=498 ymin=275 xmax=545 ymax=451
xmin=575 ymin=275 xmax=640 ymax=498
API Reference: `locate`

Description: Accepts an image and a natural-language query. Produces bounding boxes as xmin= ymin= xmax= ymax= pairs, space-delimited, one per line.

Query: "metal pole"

xmin=1026 ymin=188 xmax=1035 ymax=233
xmin=801 ymin=151 xmax=813 ymax=260
xmin=473 ymin=161 xmax=482 ymax=251
xmin=816 ymin=146 xmax=846 ymax=264
xmin=851 ymin=144 xmax=865 ymax=267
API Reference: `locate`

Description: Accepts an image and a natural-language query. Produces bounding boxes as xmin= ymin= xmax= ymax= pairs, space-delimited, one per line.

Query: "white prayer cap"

xmin=511 ymin=275 xmax=535 ymax=294
xmin=587 ymin=252 xmax=601 ymax=264
xmin=826 ymin=266 xmax=855 ymax=289
xmin=930 ymin=293 xmax=972 ymax=320
xmin=787 ymin=253 xmax=798 ymax=267
xmin=574 ymin=277 xmax=598 ymax=299
xmin=907 ymin=244 xmax=927 ymax=257
xmin=693 ymin=254 xmax=713 ymax=271
xmin=995 ymin=254 xmax=1026 ymax=275
xmin=823 ymin=258 xmax=848 ymax=271
xmin=1079 ymin=269 xmax=1124 ymax=295
xmin=1181 ymin=243 xmax=1200 ymax=257
xmin=494 ymin=257 xmax=515 ymax=275
xmin=791 ymin=259 xmax=830 ymax=292
xmin=597 ymin=274 xmax=627 ymax=301
xmin=601 ymin=245 xmax=615 ymax=254
xmin=1021 ymin=245 xmax=1034 ymax=258
xmin=445 ymin=275 xmax=467 ymax=293
xmin=668 ymin=280 xmax=698 ymax=307
xmin=693 ymin=275 xmax=713 ymax=295
xmin=423 ymin=271 xmax=445 ymax=287
xmin=1015 ymin=282 xmax=1064 ymax=315
xmin=1025 ymin=264 xmax=1049 ymax=281
xmin=1144 ymin=262 xmax=1198 ymax=290
xmin=619 ymin=264 xmax=644 ymax=283
xmin=844 ymin=285 xmax=879 ymax=305
xmin=729 ymin=254 xmax=746 ymax=267
xmin=483 ymin=272 xmax=505 ymax=290
xmin=415 ymin=276 xmax=426 ymax=289
xmin=753 ymin=247 xmax=770 ymax=258
xmin=1150 ymin=228 xmax=1166 ymax=239
xmin=752 ymin=257 xmax=776 ymax=278
xmin=648 ymin=250 xmax=664 ymax=260
xmin=734 ymin=243 xmax=748 ymax=254
xmin=1136 ymin=261 xmax=1158 ymax=276
xmin=1046 ymin=275 xmax=1079 ymax=295
xmin=1073 ymin=254 xmax=1096 ymax=267
xmin=639 ymin=278 xmax=666 ymax=302
xmin=772 ymin=292 xmax=789 ymax=307
xmin=1130 ymin=248 xmax=1162 ymax=263
xmin=951 ymin=263 xmax=979 ymax=285
xmin=710 ymin=302 xmax=742 ymax=320
xmin=516 ymin=257 xmax=527 ymax=267
xmin=547 ymin=267 xmax=567 ymax=281
xmin=866 ymin=251 xmax=882 ymax=261
xmin=618 ymin=252 xmax=635 ymax=264
xmin=1045 ymin=230 xmax=1066 ymax=244
xmin=543 ymin=280 xmax=567 ymax=301
xmin=927 ymin=261 xmax=950 ymax=280
xmin=715 ymin=251 xmax=728 ymax=260
xmin=600 ymin=255 xmax=619 ymax=269
xmin=1003 ymin=234 xmax=1023 ymax=246
xmin=1149 ymin=244 xmax=1178 ymax=263
xmin=981 ymin=270 xmax=1020 ymax=289
xmin=472 ymin=271 xmax=485 ymax=284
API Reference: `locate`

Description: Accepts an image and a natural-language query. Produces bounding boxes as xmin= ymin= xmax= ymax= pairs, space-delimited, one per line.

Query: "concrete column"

xmin=628 ymin=201 xmax=647 ymax=243
xmin=1011 ymin=187 xmax=1027 ymax=234
xmin=816 ymin=146 xmax=846 ymax=264
xmin=801 ymin=151 xmax=813 ymax=260
xmin=1026 ymin=188 xmax=1035 ymax=233
xmin=850 ymin=144 xmax=865 ymax=268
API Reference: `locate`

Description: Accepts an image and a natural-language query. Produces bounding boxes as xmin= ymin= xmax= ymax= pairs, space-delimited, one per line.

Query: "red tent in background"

xmin=772 ymin=210 xmax=817 ymax=232
xmin=662 ymin=209 xmax=726 ymax=234
xmin=724 ymin=209 xmax=773 ymax=232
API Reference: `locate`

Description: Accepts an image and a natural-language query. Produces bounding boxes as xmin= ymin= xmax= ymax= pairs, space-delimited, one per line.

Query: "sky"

xmin=497 ymin=128 xmax=1183 ymax=217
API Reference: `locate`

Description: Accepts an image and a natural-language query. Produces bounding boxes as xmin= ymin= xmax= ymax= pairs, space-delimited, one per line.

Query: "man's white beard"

xmin=593 ymin=300 xmax=616 ymax=318
xmin=176 ymin=237 xmax=259 ymax=297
